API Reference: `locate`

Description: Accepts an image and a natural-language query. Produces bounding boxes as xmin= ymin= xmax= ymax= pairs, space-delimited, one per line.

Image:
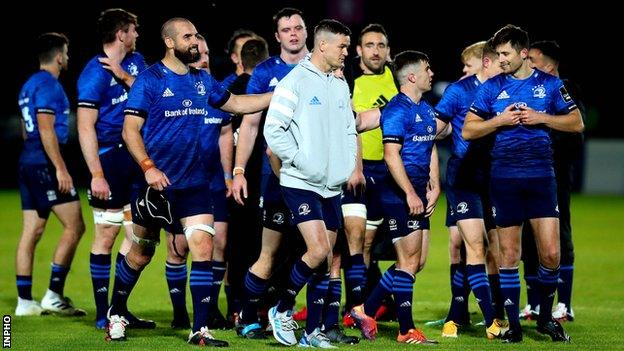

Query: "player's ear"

xmin=55 ymin=51 xmax=63 ymax=66
xmin=319 ymin=39 xmax=328 ymax=53
xmin=116 ymin=29 xmax=125 ymax=43
xmin=164 ymin=36 xmax=175 ymax=49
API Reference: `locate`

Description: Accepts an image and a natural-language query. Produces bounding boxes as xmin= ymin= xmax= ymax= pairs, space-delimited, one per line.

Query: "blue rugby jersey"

xmin=201 ymin=106 xmax=232 ymax=191
xmin=220 ymin=72 xmax=237 ymax=90
xmin=77 ymin=52 xmax=147 ymax=149
xmin=436 ymin=75 xmax=482 ymax=159
xmin=381 ymin=93 xmax=437 ymax=185
xmin=470 ymin=69 xmax=577 ymax=178
xmin=436 ymin=75 xmax=493 ymax=185
xmin=246 ymin=55 xmax=298 ymax=175
xmin=124 ymin=62 xmax=230 ymax=189
xmin=18 ymin=70 xmax=70 ymax=165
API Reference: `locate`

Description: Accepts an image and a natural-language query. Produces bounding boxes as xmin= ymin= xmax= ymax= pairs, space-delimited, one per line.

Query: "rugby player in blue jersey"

xmin=435 ymin=39 xmax=507 ymax=339
xmin=15 ymin=33 xmax=86 ymax=317
xmin=163 ymin=33 xmax=236 ymax=330
xmin=463 ymin=24 xmax=583 ymax=343
xmin=77 ymin=8 xmax=153 ymax=330
xmin=521 ymin=41 xmax=582 ymax=323
xmin=105 ymin=18 xmax=271 ymax=346
xmin=351 ymin=50 xmax=444 ymax=345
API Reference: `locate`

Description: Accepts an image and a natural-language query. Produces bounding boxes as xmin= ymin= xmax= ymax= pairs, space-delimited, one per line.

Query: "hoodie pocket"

xmin=293 ymin=151 xmax=324 ymax=184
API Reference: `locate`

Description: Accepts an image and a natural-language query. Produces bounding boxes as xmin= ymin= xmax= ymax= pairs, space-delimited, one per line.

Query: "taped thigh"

xmin=131 ymin=232 xmax=160 ymax=248
xmin=342 ymin=203 xmax=367 ymax=219
xmin=184 ymin=223 xmax=216 ymax=240
xmin=366 ymin=218 xmax=383 ymax=231
xmin=93 ymin=209 xmax=124 ymax=226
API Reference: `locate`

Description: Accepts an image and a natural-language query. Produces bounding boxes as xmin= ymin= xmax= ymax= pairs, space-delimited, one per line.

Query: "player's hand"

xmin=232 ymin=174 xmax=248 ymax=205
xmin=56 ymin=168 xmax=73 ymax=194
xmin=406 ymin=191 xmax=424 ymax=216
xmin=225 ymin=178 xmax=233 ymax=198
xmin=145 ymin=167 xmax=170 ymax=191
xmin=346 ymin=169 xmax=366 ymax=195
xmin=91 ymin=175 xmax=111 ymax=200
xmin=496 ymin=104 xmax=522 ymax=127
xmin=425 ymin=181 xmax=440 ymax=217
xmin=98 ymin=57 xmax=128 ymax=81
xmin=518 ymin=105 xmax=545 ymax=125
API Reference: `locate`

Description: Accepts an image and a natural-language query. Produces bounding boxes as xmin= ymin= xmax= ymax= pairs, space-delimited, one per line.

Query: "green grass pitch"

xmin=1 ymin=189 xmax=623 ymax=350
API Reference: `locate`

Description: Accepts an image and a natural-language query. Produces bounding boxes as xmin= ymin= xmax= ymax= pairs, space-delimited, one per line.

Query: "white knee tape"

xmin=184 ymin=224 xmax=216 ymax=240
xmin=366 ymin=218 xmax=383 ymax=230
xmin=93 ymin=210 xmax=124 ymax=226
xmin=342 ymin=203 xmax=367 ymax=219
xmin=132 ymin=233 xmax=159 ymax=247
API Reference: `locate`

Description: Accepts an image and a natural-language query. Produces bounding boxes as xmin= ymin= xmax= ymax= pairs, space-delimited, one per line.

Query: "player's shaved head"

xmin=161 ymin=17 xmax=191 ymax=41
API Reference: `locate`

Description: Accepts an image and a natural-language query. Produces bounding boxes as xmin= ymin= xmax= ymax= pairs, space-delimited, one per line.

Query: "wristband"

xmin=224 ymin=173 xmax=233 ymax=180
xmin=91 ymin=171 xmax=104 ymax=179
xmin=140 ymin=158 xmax=155 ymax=173
xmin=233 ymin=166 xmax=245 ymax=176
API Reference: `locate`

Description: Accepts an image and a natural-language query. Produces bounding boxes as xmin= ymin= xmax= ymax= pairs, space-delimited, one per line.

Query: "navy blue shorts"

xmin=445 ymin=191 xmax=456 ymax=227
xmin=260 ymin=172 xmax=290 ymax=232
xmin=341 ymin=160 xmax=386 ymax=221
xmin=446 ymin=182 xmax=496 ymax=231
xmin=18 ymin=163 xmax=79 ymax=219
xmin=88 ymin=144 xmax=140 ymax=209
xmin=281 ymin=186 xmax=342 ymax=232
xmin=132 ymin=183 xmax=213 ymax=234
xmin=490 ymin=177 xmax=558 ymax=227
xmin=212 ymin=188 xmax=228 ymax=223
xmin=380 ymin=179 xmax=430 ymax=240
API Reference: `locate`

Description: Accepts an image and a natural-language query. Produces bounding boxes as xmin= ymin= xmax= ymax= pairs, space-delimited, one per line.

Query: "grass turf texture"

xmin=1 ymin=189 xmax=622 ymax=350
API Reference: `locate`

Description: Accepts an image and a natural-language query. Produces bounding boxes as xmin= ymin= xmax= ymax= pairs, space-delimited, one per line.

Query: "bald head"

xmin=161 ymin=17 xmax=191 ymax=41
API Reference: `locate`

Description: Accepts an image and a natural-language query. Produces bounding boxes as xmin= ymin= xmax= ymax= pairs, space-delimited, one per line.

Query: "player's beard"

xmin=362 ymin=56 xmax=384 ymax=74
xmin=174 ymin=46 xmax=200 ymax=64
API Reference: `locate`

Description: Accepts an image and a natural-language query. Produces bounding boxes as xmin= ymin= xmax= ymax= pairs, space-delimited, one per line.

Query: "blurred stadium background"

xmin=2 ymin=0 xmax=621 ymax=193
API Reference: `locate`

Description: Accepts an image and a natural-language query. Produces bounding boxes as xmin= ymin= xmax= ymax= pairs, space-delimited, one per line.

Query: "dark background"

xmin=1 ymin=0 xmax=618 ymax=187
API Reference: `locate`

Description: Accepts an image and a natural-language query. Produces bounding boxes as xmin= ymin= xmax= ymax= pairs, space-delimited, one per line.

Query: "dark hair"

xmin=37 ymin=32 xmax=69 ymax=64
xmin=531 ymin=40 xmax=561 ymax=64
xmin=393 ymin=50 xmax=429 ymax=85
xmin=482 ymin=38 xmax=498 ymax=59
xmin=492 ymin=24 xmax=529 ymax=52
xmin=394 ymin=50 xmax=429 ymax=71
xmin=97 ymin=8 xmax=138 ymax=44
xmin=273 ymin=7 xmax=304 ymax=31
xmin=226 ymin=29 xmax=256 ymax=55
xmin=241 ymin=38 xmax=269 ymax=70
xmin=358 ymin=23 xmax=388 ymax=46
xmin=314 ymin=19 xmax=351 ymax=38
